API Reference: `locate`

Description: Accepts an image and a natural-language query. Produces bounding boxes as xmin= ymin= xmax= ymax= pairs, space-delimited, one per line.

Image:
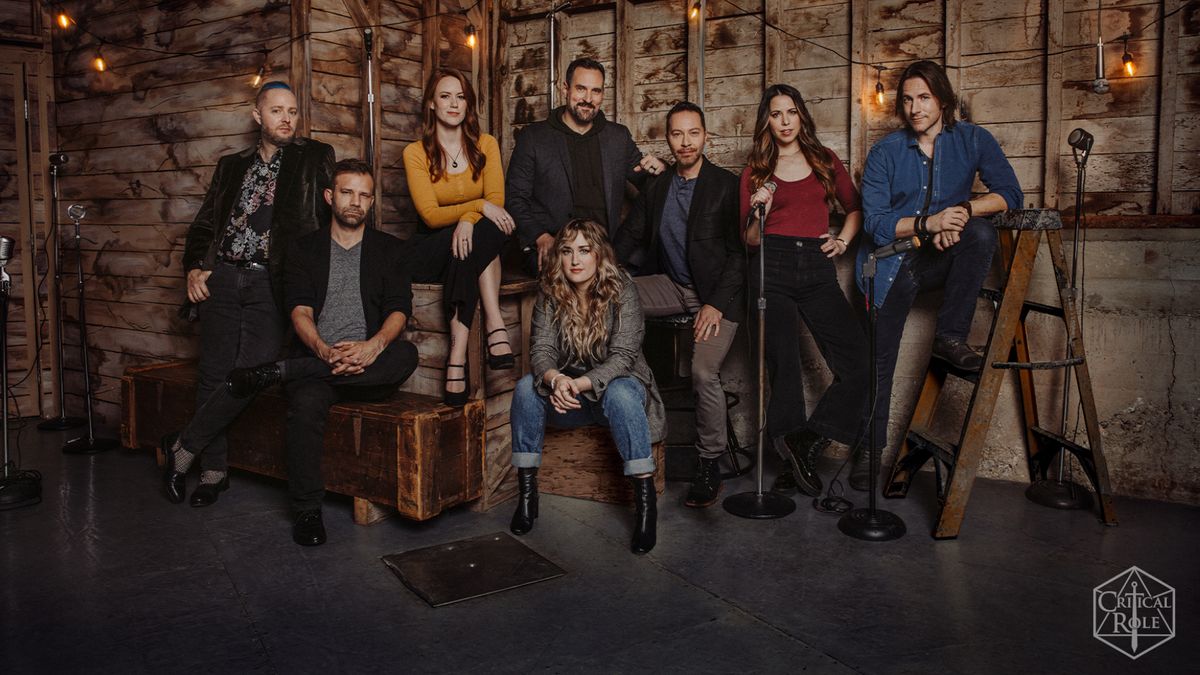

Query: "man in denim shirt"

xmin=852 ymin=60 xmax=1022 ymax=491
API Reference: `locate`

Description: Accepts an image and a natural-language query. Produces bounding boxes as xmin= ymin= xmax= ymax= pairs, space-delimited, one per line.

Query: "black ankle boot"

xmin=510 ymin=467 xmax=539 ymax=535
xmin=630 ymin=476 xmax=657 ymax=554
xmin=226 ymin=363 xmax=282 ymax=399
xmin=161 ymin=432 xmax=187 ymax=504
xmin=684 ymin=457 xmax=722 ymax=507
xmin=777 ymin=429 xmax=825 ymax=497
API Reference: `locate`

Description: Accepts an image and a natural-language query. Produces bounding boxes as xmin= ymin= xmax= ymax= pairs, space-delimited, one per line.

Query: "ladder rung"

xmin=907 ymin=426 xmax=958 ymax=466
xmin=1031 ymin=426 xmax=1089 ymax=456
xmin=979 ymin=288 xmax=1065 ymax=318
xmin=992 ymin=357 xmax=1085 ymax=370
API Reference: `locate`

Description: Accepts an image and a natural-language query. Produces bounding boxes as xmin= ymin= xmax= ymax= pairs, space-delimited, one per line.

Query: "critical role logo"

xmin=1093 ymin=566 xmax=1175 ymax=659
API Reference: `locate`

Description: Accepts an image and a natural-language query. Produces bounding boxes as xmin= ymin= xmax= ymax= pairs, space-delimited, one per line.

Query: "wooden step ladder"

xmin=883 ymin=209 xmax=1118 ymax=539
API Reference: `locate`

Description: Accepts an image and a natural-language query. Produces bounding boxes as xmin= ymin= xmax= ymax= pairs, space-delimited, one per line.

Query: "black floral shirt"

xmin=216 ymin=147 xmax=282 ymax=264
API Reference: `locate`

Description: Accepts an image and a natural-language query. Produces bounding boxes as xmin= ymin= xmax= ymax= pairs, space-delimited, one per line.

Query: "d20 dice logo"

xmin=1093 ymin=566 xmax=1175 ymax=659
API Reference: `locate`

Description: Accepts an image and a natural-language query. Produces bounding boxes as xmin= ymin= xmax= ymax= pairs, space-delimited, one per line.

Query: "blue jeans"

xmin=510 ymin=374 xmax=656 ymax=476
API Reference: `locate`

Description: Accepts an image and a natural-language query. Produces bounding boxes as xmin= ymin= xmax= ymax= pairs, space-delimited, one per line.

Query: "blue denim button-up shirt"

xmin=856 ymin=121 xmax=1023 ymax=307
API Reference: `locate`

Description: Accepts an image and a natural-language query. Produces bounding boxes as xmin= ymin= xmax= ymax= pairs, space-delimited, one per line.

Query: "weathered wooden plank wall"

xmin=495 ymin=0 xmax=1198 ymax=215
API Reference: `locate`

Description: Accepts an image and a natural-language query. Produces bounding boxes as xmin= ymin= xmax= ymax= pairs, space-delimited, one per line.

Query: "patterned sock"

xmin=199 ymin=470 xmax=227 ymax=486
xmin=171 ymin=438 xmax=196 ymax=474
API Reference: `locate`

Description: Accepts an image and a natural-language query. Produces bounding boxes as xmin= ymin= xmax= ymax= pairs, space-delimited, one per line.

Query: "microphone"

xmin=749 ymin=180 xmax=777 ymax=227
xmin=67 ymin=204 xmax=87 ymax=221
xmin=50 ymin=152 xmax=69 ymax=167
xmin=0 ymin=236 xmax=14 ymax=268
xmin=363 ymin=27 xmax=373 ymax=51
xmin=873 ymin=236 xmax=920 ymax=260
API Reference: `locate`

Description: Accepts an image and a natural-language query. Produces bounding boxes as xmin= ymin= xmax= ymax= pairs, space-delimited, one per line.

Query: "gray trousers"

xmin=180 ymin=263 xmax=286 ymax=472
xmin=634 ymin=274 xmax=738 ymax=459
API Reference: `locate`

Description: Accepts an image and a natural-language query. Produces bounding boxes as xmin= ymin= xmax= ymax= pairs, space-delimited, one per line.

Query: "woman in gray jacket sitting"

xmin=509 ymin=218 xmax=666 ymax=554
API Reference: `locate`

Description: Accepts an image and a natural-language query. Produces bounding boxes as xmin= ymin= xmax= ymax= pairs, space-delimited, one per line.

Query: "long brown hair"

xmin=746 ymin=84 xmax=838 ymax=208
xmin=539 ymin=219 xmax=625 ymax=364
xmin=420 ymin=68 xmax=486 ymax=183
xmin=894 ymin=60 xmax=958 ymax=128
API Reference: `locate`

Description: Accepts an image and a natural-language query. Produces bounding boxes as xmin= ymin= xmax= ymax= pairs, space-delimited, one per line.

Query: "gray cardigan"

xmin=529 ymin=275 xmax=667 ymax=443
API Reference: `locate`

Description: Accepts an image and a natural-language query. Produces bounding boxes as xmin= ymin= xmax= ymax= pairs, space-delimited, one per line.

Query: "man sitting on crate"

xmin=226 ymin=159 xmax=419 ymax=546
xmin=614 ymin=102 xmax=744 ymax=508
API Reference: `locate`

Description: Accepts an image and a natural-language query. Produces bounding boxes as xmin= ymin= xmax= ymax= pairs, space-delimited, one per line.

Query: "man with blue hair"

xmin=161 ymin=81 xmax=335 ymax=508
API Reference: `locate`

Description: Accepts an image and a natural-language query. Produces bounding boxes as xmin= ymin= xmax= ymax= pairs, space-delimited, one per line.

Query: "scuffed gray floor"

xmin=3 ymin=422 xmax=1197 ymax=674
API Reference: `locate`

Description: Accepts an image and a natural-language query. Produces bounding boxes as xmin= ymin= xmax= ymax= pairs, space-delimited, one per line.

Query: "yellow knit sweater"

xmin=402 ymin=133 xmax=504 ymax=229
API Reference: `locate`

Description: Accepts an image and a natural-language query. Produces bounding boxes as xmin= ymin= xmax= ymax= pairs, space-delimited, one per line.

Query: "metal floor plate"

xmin=381 ymin=531 xmax=565 ymax=607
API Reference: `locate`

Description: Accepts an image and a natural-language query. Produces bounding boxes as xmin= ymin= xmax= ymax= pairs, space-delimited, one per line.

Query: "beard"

xmin=333 ymin=207 xmax=367 ymax=229
xmin=566 ymin=101 xmax=597 ymax=126
xmin=261 ymin=126 xmax=295 ymax=148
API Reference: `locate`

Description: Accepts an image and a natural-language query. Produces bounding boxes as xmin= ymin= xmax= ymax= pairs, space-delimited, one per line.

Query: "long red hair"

xmin=746 ymin=84 xmax=838 ymax=208
xmin=419 ymin=68 xmax=486 ymax=183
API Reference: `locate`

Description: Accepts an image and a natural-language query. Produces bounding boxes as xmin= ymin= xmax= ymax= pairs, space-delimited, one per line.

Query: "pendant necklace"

xmin=448 ymin=146 xmax=463 ymax=169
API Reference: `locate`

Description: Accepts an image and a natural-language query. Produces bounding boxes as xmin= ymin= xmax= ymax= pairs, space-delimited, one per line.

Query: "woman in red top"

xmin=740 ymin=83 xmax=869 ymax=498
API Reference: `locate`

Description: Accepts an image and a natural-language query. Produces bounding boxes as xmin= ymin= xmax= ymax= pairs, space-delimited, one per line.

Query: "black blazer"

xmin=283 ymin=227 xmax=412 ymax=357
xmin=506 ymin=109 xmax=647 ymax=248
xmin=183 ymin=137 xmax=336 ymax=308
xmin=615 ymin=157 xmax=746 ymax=323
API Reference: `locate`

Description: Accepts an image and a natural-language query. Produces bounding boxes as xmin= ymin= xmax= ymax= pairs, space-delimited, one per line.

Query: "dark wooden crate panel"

xmin=121 ymin=361 xmax=484 ymax=521
xmin=538 ymin=425 xmax=666 ymax=504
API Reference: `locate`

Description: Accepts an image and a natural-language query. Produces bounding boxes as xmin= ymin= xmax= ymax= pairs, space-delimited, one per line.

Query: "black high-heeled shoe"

xmin=486 ymin=328 xmax=515 ymax=370
xmin=630 ymin=475 xmax=657 ymax=554
xmin=443 ymin=362 xmax=468 ymax=407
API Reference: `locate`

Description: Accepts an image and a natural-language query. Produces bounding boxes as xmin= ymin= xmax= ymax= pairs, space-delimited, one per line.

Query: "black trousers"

xmin=181 ymin=263 xmax=286 ymax=472
xmin=406 ymin=216 xmax=508 ymax=329
xmin=283 ymin=340 xmax=420 ymax=511
xmin=758 ymin=236 xmax=869 ymax=449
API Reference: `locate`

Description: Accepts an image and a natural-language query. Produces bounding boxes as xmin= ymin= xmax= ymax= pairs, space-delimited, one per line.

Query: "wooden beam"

xmin=495 ymin=9 xmax=510 ymax=152
xmin=764 ymin=0 xmax=782 ymax=89
xmin=687 ymin=0 xmax=703 ymax=105
xmin=849 ymin=0 xmax=869 ymax=177
xmin=615 ymin=0 xmax=634 ymax=126
xmin=423 ymin=0 xmax=440 ymax=78
xmin=35 ymin=48 xmax=56 ymax=414
xmin=291 ymin=0 xmax=313 ymax=137
xmin=1041 ymin=0 xmax=1064 ymax=210
xmin=944 ymin=0 xmax=962 ymax=116
xmin=1155 ymin=0 xmax=1181 ymax=214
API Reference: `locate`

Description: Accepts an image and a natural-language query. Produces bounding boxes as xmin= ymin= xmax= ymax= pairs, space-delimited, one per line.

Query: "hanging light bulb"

xmin=92 ymin=47 xmax=107 ymax=72
xmin=1121 ymin=35 xmax=1135 ymax=77
xmin=251 ymin=65 xmax=266 ymax=88
xmin=689 ymin=2 xmax=701 ymax=20
xmin=465 ymin=24 xmax=477 ymax=49
xmin=56 ymin=12 xmax=71 ymax=29
xmin=874 ymin=66 xmax=885 ymax=107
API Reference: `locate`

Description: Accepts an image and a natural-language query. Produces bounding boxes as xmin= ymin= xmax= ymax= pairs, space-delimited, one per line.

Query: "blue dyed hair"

xmin=255 ymin=81 xmax=294 ymax=107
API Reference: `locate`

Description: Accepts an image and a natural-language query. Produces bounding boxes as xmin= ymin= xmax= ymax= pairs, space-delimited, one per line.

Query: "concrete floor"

xmin=2 ymin=422 xmax=1197 ymax=674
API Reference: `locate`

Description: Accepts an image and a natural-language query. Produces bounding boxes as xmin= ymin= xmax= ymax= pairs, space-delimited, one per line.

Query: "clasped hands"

xmin=548 ymin=373 xmax=592 ymax=414
xmin=316 ymin=337 xmax=385 ymax=376
xmin=926 ymin=204 xmax=971 ymax=251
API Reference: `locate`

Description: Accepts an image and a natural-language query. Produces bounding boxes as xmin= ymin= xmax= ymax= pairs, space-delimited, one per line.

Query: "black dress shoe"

xmin=510 ymin=467 xmax=539 ymax=535
xmin=630 ymin=476 xmax=657 ymax=555
xmin=161 ymin=432 xmax=187 ymax=504
xmin=486 ymin=328 xmax=516 ymax=371
xmin=189 ymin=476 xmax=229 ymax=507
xmin=293 ymin=510 xmax=327 ymax=546
xmin=443 ymin=363 xmax=469 ymax=408
xmin=771 ymin=470 xmax=798 ymax=495
xmin=684 ymin=457 xmax=722 ymax=507
xmin=775 ymin=429 xmax=825 ymax=497
xmin=932 ymin=336 xmax=984 ymax=372
xmin=226 ymin=363 xmax=282 ymax=399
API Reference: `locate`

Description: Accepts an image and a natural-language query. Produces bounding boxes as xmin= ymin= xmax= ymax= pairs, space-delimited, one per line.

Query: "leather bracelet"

xmin=835 ymin=237 xmax=847 ymax=247
xmin=958 ymin=200 xmax=973 ymax=217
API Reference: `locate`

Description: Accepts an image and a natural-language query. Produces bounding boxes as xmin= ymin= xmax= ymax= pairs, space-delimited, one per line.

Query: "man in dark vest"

xmin=615 ymin=102 xmax=744 ymax=507
xmin=163 ymin=82 xmax=335 ymax=508
xmin=225 ymin=159 xmax=418 ymax=546
xmin=506 ymin=57 xmax=666 ymax=275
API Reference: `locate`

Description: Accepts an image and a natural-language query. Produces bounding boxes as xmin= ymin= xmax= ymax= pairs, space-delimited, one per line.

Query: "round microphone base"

xmin=838 ymin=507 xmax=906 ymax=542
xmin=722 ymin=490 xmax=796 ymax=519
xmin=62 ymin=436 xmax=120 ymax=455
xmin=1025 ymin=479 xmax=1093 ymax=510
xmin=0 ymin=472 xmax=42 ymax=511
xmin=37 ymin=415 xmax=87 ymax=431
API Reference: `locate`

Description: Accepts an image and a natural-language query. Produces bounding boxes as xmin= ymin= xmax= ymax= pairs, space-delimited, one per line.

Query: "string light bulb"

xmin=465 ymin=24 xmax=477 ymax=49
xmin=874 ymin=66 xmax=885 ymax=107
xmin=56 ymin=12 xmax=71 ymax=29
xmin=689 ymin=2 xmax=700 ymax=20
xmin=92 ymin=45 xmax=107 ymax=72
xmin=1121 ymin=35 xmax=1135 ymax=77
xmin=251 ymin=66 xmax=266 ymax=88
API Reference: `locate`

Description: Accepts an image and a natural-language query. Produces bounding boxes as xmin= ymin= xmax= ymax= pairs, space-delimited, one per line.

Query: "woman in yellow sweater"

xmin=404 ymin=68 xmax=515 ymax=406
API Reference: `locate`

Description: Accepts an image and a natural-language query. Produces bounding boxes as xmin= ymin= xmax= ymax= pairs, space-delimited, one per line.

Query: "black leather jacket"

xmin=182 ymin=137 xmax=335 ymax=310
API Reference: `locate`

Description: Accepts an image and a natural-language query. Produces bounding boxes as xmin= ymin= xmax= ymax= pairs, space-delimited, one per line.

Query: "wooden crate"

xmin=538 ymin=425 xmax=666 ymax=504
xmin=121 ymin=361 xmax=486 ymax=523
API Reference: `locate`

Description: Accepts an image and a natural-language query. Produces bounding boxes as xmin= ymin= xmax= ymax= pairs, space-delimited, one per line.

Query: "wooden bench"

xmin=540 ymin=426 xmax=666 ymax=503
xmin=121 ymin=361 xmax=486 ymax=524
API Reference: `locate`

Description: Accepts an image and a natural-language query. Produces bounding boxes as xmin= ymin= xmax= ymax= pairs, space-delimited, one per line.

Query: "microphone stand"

xmin=724 ymin=204 xmax=795 ymax=519
xmin=1 ymin=243 xmax=43 ymax=510
xmin=38 ymin=154 xmax=86 ymax=431
xmin=838 ymin=248 xmax=905 ymax=541
xmin=62 ymin=206 xmax=119 ymax=455
xmin=1025 ymin=144 xmax=1092 ymax=509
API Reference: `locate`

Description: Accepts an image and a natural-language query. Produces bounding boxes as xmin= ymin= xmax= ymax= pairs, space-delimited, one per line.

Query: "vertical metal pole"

xmin=697 ymin=0 xmax=705 ymax=107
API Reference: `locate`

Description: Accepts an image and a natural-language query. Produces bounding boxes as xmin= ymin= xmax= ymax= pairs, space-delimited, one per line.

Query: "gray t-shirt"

xmin=316 ymin=240 xmax=367 ymax=345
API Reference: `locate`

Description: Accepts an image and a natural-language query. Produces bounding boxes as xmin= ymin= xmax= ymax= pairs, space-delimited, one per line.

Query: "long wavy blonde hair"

xmin=539 ymin=219 xmax=625 ymax=364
